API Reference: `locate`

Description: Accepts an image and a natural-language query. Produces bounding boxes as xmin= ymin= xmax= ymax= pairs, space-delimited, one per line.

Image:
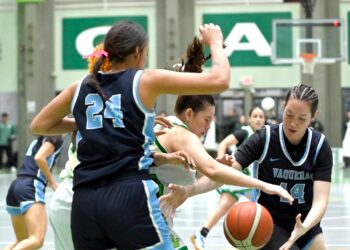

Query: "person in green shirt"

xmin=0 ymin=112 xmax=16 ymax=169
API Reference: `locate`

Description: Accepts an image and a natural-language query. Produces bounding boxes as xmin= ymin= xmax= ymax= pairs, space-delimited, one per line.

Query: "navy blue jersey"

xmin=17 ymin=136 xmax=63 ymax=184
xmin=71 ymin=70 xmax=155 ymax=188
xmin=235 ymin=124 xmax=333 ymax=225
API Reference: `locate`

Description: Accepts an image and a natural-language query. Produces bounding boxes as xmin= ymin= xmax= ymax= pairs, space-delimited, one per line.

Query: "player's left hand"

xmin=261 ymin=183 xmax=294 ymax=205
xmin=154 ymin=116 xmax=172 ymax=136
xmin=279 ymin=214 xmax=306 ymax=250
xmin=159 ymin=183 xmax=188 ymax=218
xmin=215 ymin=154 xmax=235 ymax=166
xmin=154 ymin=151 xmax=196 ymax=170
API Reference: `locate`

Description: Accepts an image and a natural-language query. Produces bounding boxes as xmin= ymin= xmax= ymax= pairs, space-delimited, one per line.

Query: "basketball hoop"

xmin=300 ymin=53 xmax=317 ymax=74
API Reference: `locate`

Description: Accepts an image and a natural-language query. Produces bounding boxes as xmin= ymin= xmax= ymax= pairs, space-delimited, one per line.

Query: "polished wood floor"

xmin=0 ymin=165 xmax=349 ymax=250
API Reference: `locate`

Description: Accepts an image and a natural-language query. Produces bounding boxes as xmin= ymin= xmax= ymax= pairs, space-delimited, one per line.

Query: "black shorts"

xmin=6 ymin=176 xmax=46 ymax=215
xmin=262 ymin=223 xmax=322 ymax=250
xmin=71 ymin=175 xmax=173 ymax=250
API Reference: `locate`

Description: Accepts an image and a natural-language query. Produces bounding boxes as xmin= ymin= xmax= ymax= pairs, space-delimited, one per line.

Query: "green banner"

xmin=203 ymin=12 xmax=292 ymax=67
xmin=62 ymin=16 xmax=148 ymax=70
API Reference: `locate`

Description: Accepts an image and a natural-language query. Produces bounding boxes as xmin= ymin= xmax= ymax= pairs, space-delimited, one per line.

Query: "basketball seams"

xmin=246 ymin=203 xmax=261 ymax=243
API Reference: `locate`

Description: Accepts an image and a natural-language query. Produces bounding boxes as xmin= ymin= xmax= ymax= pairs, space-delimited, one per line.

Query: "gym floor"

xmin=0 ymin=165 xmax=349 ymax=250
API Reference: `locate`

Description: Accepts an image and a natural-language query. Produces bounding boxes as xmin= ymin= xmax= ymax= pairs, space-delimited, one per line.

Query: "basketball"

xmin=223 ymin=202 xmax=273 ymax=250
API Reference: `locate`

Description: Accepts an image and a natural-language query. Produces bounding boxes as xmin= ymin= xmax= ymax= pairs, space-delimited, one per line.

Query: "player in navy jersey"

xmin=30 ymin=21 xmax=291 ymax=249
xmin=30 ymin=21 xmax=231 ymax=250
xmin=5 ymin=136 xmax=63 ymax=250
xmin=235 ymin=84 xmax=332 ymax=250
xmin=162 ymin=84 xmax=332 ymax=250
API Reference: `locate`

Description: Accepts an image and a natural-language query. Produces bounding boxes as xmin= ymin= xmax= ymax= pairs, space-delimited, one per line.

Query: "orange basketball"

xmin=223 ymin=201 xmax=273 ymax=249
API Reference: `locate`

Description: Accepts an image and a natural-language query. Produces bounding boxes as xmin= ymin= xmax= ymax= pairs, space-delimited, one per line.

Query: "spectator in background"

xmin=0 ymin=112 xmax=16 ymax=170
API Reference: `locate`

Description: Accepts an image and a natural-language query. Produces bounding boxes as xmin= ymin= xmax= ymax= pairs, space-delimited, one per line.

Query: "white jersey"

xmin=150 ymin=116 xmax=197 ymax=249
xmin=150 ymin=116 xmax=197 ymax=195
xmin=59 ymin=143 xmax=80 ymax=180
xmin=49 ymin=143 xmax=80 ymax=250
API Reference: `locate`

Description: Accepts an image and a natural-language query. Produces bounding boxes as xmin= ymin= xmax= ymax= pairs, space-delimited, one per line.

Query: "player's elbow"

xmin=31 ymin=118 xmax=48 ymax=135
xmin=211 ymin=74 xmax=230 ymax=92
xmin=34 ymin=155 xmax=45 ymax=165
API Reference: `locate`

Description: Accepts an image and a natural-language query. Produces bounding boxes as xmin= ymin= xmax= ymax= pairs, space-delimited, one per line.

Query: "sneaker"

xmin=190 ymin=233 xmax=205 ymax=250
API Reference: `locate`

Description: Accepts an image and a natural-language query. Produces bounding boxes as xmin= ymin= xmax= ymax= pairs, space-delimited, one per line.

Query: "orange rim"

xmin=300 ymin=53 xmax=317 ymax=62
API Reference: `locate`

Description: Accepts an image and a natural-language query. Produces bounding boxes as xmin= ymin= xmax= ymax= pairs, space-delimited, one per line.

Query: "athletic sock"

xmin=200 ymin=227 xmax=209 ymax=238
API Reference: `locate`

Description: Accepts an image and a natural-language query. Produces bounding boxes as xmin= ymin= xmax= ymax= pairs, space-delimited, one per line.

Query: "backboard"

xmin=271 ymin=18 xmax=346 ymax=74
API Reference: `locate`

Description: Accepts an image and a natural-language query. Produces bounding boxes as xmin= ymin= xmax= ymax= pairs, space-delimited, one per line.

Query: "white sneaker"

xmin=190 ymin=233 xmax=205 ymax=250
xmin=10 ymin=166 xmax=17 ymax=173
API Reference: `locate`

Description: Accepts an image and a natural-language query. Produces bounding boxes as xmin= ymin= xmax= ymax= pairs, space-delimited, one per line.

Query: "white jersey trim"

xmin=258 ymin=125 xmax=270 ymax=163
xmin=313 ymin=134 xmax=325 ymax=165
xmin=70 ymin=75 xmax=86 ymax=113
xmin=279 ymin=123 xmax=312 ymax=167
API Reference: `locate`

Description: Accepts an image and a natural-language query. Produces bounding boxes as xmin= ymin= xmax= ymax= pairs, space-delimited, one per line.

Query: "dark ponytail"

xmin=89 ymin=56 xmax=108 ymax=101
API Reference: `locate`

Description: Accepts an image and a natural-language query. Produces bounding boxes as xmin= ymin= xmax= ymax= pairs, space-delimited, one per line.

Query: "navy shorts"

xmin=262 ymin=223 xmax=322 ymax=250
xmin=71 ymin=175 xmax=173 ymax=250
xmin=6 ymin=176 xmax=46 ymax=215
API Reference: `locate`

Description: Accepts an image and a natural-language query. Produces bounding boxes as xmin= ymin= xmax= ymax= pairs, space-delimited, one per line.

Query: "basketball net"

xmin=300 ymin=53 xmax=317 ymax=74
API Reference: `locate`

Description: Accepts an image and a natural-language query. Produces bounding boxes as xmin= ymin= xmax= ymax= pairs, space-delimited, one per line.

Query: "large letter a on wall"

xmin=225 ymin=23 xmax=271 ymax=57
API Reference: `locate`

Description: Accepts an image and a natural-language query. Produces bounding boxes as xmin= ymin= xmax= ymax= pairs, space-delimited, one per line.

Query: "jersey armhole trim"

xmin=70 ymin=75 xmax=86 ymax=113
xmin=132 ymin=70 xmax=154 ymax=114
xmin=313 ymin=134 xmax=325 ymax=165
xmin=258 ymin=125 xmax=270 ymax=163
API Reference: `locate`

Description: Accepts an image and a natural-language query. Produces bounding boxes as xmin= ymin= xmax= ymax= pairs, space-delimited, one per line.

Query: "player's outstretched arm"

xmin=279 ymin=180 xmax=330 ymax=250
xmin=159 ymin=175 xmax=221 ymax=218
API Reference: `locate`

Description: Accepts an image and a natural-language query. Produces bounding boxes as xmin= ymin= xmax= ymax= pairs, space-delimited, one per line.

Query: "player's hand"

xmin=279 ymin=214 xmax=306 ymax=250
xmin=261 ymin=183 xmax=294 ymax=205
xmin=154 ymin=116 xmax=172 ymax=136
xmin=199 ymin=23 xmax=224 ymax=48
xmin=155 ymin=116 xmax=172 ymax=128
xmin=159 ymin=183 xmax=188 ymax=218
xmin=165 ymin=151 xmax=196 ymax=170
xmin=154 ymin=151 xmax=196 ymax=170
xmin=216 ymin=154 xmax=235 ymax=167
xmin=48 ymin=179 xmax=59 ymax=191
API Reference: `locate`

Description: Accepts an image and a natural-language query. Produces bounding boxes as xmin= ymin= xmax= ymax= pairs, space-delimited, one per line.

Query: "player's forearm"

xmin=185 ymin=175 xmax=222 ymax=198
xmin=35 ymin=158 xmax=55 ymax=183
xmin=302 ymin=199 xmax=328 ymax=232
xmin=32 ymin=117 xmax=76 ymax=135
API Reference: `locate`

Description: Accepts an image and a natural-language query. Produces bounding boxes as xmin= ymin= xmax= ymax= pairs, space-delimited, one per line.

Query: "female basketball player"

xmin=149 ymin=38 xmax=292 ymax=249
xmin=47 ymin=44 xmax=194 ymax=250
xmin=162 ymin=84 xmax=332 ymax=250
xmin=191 ymin=106 xmax=266 ymax=249
xmin=30 ymin=20 xmax=230 ymax=250
xmin=31 ymin=21 xmax=292 ymax=249
xmin=5 ymin=136 xmax=63 ymax=250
